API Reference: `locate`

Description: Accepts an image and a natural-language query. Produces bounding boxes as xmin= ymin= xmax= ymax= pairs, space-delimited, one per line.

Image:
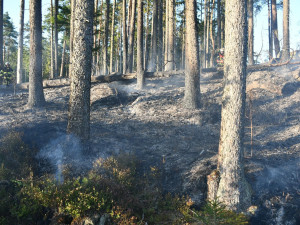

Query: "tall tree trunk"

xmin=165 ymin=0 xmax=174 ymax=71
xmin=184 ymin=0 xmax=200 ymax=109
xmin=60 ymin=35 xmax=66 ymax=77
xmin=149 ymin=0 xmax=158 ymax=72
xmin=268 ymin=0 xmax=273 ymax=60
xmin=209 ymin=0 xmax=215 ymax=67
xmin=93 ymin=0 xmax=99 ymax=75
xmin=102 ymin=0 xmax=110 ymax=75
xmin=214 ymin=0 xmax=251 ymax=211
xmin=248 ymin=0 xmax=254 ymax=65
xmin=206 ymin=0 xmax=210 ymax=67
xmin=0 ymin=0 xmax=3 ymax=69
xmin=69 ymin=0 xmax=76 ymax=78
xmin=203 ymin=0 xmax=207 ymax=68
xmin=54 ymin=0 xmax=59 ymax=77
xmin=217 ymin=0 xmax=221 ymax=50
xmin=67 ymin=0 xmax=94 ymax=141
xmin=137 ymin=0 xmax=144 ymax=89
xmin=143 ymin=0 xmax=150 ymax=70
xmin=127 ymin=0 xmax=136 ymax=72
xmin=164 ymin=0 xmax=169 ymax=69
xmin=28 ymin=0 xmax=45 ymax=108
xmin=109 ymin=0 xmax=116 ymax=73
xmin=50 ymin=0 xmax=55 ymax=79
xmin=96 ymin=0 xmax=103 ymax=74
xmin=17 ymin=0 xmax=25 ymax=84
xmin=271 ymin=0 xmax=280 ymax=57
xmin=157 ymin=0 xmax=163 ymax=71
xmin=122 ymin=0 xmax=128 ymax=73
xmin=282 ymin=0 xmax=290 ymax=61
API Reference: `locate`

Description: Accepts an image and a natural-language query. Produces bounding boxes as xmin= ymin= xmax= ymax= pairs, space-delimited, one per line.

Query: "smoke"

xmin=37 ymin=133 xmax=86 ymax=183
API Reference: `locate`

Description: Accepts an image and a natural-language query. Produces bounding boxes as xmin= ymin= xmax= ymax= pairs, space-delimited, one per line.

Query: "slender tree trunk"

xmin=0 ymin=0 xmax=3 ymax=69
xmin=28 ymin=0 xmax=45 ymax=108
xmin=203 ymin=0 xmax=207 ymax=68
xmin=149 ymin=0 xmax=158 ymax=72
xmin=209 ymin=0 xmax=215 ymax=67
xmin=109 ymin=0 xmax=116 ymax=73
xmin=282 ymin=0 xmax=290 ymax=61
xmin=137 ymin=0 xmax=144 ymax=89
xmin=214 ymin=0 xmax=251 ymax=211
xmin=60 ymin=35 xmax=66 ymax=77
xmin=67 ymin=0 xmax=94 ymax=141
xmin=69 ymin=0 xmax=76 ymax=78
xmin=93 ymin=0 xmax=99 ymax=75
xmin=164 ymin=0 xmax=169 ymax=69
xmin=54 ymin=0 xmax=58 ymax=77
xmin=96 ymin=0 xmax=103 ymax=73
xmin=217 ymin=0 xmax=221 ymax=50
xmin=165 ymin=0 xmax=174 ymax=71
xmin=17 ymin=0 xmax=25 ymax=84
xmin=248 ymin=0 xmax=254 ymax=65
xmin=127 ymin=0 xmax=136 ymax=72
xmin=271 ymin=0 xmax=280 ymax=57
xmin=122 ymin=0 xmax=128 ymax=73
xmin=50 ymin=0 xmax=55 ymax=79
xmin=102 ymin=0 xmax=110 ymax=75
xmin=268 ymin=0 xmax=273 ymax=60
xmin=157 ymin=0 xmax=163 ymax=71
xmin=206 ymin=0 xmax=210 ymax=67
xmin=143 ymin=0 xmax=150 ymax=70
xmin=184 ymin=0 xmax=200 ymax=109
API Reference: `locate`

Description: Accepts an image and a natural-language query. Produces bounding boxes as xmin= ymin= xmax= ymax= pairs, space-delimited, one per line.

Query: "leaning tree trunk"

xmin=59 ymin=33 xmax=66 ymax=77
xmin=122 ymin=0 xmax=128 ymax=73
xmin=109 ymin=0 xmax=116 ymax=73
xmin=0 ymin=0 xmax=3 ymax=68
xmin=271 ymin=0 xmax=280 ymax=58
xmin=184 ymin=0 xmax=200 ymax=109
xmin=282 ymin=0 xmax=290 ymax=61
xmin=136 ymin=0 xmax=144 ymax=89
xmin=248 ymin=0 xmax=254 ymax=65
xmin=67 ymin=0 xmax=94 ymax=141
xmin=17 ymin=0 xmax=25 ymax=84
xmin=165 ymin=0 xmax=174 ymax=71
xmin=212 ymin=0 xmax=251 ymax=212
xmin=28 ymin=0 xmax=45 ymax=108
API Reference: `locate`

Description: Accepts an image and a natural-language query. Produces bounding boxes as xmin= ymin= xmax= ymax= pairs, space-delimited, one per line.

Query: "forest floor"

xmin=0 ymin=64 xmax=300 ymax=224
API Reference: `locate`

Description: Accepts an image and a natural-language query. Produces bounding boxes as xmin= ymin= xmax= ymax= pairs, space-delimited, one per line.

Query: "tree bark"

xmin=92 ymin=0 xmax=99 ymax=75
xmin=271 ymin=0 xmax=280 ymax=57
xmin=209 ymin=0 xmax=215 ymax=67
xmin=143 ymin=0 xmax=150 ymax=70
xmin=102 ymin=0 xmax=110 ymax=75
xmin=96 ymin=0 xmax=103 ymax=74
xmin=122 ymin=0 xmax=128 ymax=73
xmin=54 ymin=0 xmax=59 ymax=77
xmin=157 ymin=0 xmax=163 ymax=71
xmin=69 ymin=0 xmax=76 ymax=78
xmin=165 ymin=0 xmax=174 ymax=71
xmin=50 ymin=0 xmax=55 ymax=79
xmin=28 ymin=0 xmax=45 ymax=108
xmin=109 ymin=0 xmax=116 ymax=74
xmin=67 ymin=0 xmax=94 ymax=141
xmin=0 ymin=0 xmax=3 ymax=68
xmin=60 ymin=34 xmax=66 ymax=77
xmin=164 ymin=0 xmax=169 ymax=69
xmin=184 ymin=0 xmax=200 ymax=109
xmin=268 ymin=0 xmax=273 ymax=60
xmin=148 ymin=0 xmax=158 ymax=72
xmin=282 ymin=0 xmax=290 ymax=61
xmin=215 ymin=0 xmax=251 ymax=211
xmin=136 ymin=0 xmax=144 ymax=89
xmin=217 ymin=0 xmax=221 ymax=50
xmin=248 ymin=0 xmax=254 ymax=65
xmin=17 ymin=0 xmax=25 ymax=84
xmin=127 ymin=0 xmax=136 ymax=73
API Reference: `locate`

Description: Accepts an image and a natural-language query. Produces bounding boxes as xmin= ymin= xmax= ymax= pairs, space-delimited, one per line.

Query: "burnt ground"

xmin=0 ymin=65 xmax=300 ymax=224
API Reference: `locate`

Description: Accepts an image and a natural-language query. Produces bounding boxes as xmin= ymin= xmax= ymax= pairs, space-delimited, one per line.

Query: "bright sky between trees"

xmin=4 ymin=0 xmax=300 ymax=63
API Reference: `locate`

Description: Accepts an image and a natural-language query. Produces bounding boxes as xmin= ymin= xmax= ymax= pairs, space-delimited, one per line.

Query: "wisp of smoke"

xmin=37 ymin=133 xmax=84 ymax=183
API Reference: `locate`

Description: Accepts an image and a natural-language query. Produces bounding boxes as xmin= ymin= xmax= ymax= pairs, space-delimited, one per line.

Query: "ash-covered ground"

xmin=0 ymin=65 xmax=300 ymax=224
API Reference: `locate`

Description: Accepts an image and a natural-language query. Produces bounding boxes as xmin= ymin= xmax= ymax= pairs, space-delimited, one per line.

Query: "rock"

xmin=98 ymin=214 xmax=110 ymax=225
